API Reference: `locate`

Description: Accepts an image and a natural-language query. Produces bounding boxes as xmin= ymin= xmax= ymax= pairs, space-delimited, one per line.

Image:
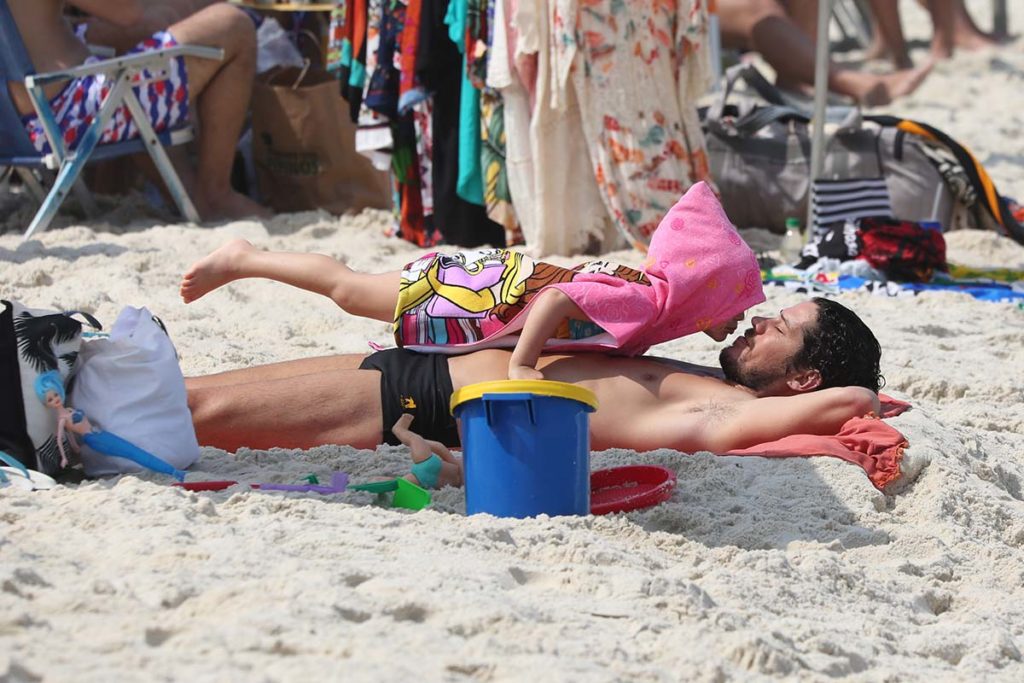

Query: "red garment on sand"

xmin=723 ymin=397 xmax=910 ymax=492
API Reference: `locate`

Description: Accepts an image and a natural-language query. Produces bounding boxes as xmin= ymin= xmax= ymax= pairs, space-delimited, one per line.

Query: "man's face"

xmin=719 ymin=301 xmax=820 ymax=393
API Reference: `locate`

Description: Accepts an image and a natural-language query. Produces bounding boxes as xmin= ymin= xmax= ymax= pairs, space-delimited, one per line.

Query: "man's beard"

xmin=719 ymin=347 xmax=781 ymax=392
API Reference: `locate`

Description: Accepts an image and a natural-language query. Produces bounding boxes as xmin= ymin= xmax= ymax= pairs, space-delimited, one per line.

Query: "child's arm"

xmin=508 ymin=288 xmax=588 ymax=380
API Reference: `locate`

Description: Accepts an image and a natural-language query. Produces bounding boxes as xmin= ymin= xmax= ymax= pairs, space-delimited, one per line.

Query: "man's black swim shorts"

xmin=359 ymin=348 xmax=461 ymax=447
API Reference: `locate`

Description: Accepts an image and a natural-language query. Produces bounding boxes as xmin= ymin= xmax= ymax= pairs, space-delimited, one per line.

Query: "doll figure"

xmin=391 ymin=413 xmax=463 ymax=489
xmin=34 ymin=371 xmax=187 ymax=481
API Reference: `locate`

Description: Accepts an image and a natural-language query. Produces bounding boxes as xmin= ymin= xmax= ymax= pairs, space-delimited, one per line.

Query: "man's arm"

xmin=701 ymin=387 xmax=880 ymax=452
xmin=633 ymin=387 xmax=880 ymax=454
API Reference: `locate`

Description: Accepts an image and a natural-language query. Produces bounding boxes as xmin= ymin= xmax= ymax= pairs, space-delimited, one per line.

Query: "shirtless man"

xmin=186 ymin=298 xmax=883 ymax=486
xmin=6 ymin=0 xmax=270 ymax=220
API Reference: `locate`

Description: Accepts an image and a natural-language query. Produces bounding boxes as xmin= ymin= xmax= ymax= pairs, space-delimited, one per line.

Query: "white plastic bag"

xmin=70 ymin=307 xmax=199 ymax=477
xmin=256 ymin=18 xmax=304 ymax=74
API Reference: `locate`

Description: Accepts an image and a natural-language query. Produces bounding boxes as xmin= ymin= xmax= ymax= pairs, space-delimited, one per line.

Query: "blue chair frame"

xmin=0 ymin=0 xmax=223 ymax=239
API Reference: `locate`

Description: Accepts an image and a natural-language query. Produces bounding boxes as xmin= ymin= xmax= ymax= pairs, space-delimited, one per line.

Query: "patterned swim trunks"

xmin=21 ymin=30 xmax=190 ymax=155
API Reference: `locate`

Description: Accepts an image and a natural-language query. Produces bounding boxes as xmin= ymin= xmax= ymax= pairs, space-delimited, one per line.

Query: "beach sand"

xmin=2 ymin=1 xmax=1024 ymax=680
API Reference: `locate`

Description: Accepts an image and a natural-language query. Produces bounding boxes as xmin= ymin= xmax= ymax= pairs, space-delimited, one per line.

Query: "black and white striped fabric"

xmin=812 ymin=178 xmax=894 ymax=230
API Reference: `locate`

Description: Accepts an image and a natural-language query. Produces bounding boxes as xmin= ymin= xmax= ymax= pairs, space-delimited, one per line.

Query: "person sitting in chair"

xmin=6 ymin=0 xmax=270 ymax=220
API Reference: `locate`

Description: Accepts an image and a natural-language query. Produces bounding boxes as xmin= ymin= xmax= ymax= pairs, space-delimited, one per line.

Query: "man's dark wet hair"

xmin=793 ymin=298 xmax=884 ymax=393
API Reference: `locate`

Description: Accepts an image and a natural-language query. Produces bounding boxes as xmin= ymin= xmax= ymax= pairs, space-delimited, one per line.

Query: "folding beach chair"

xmin=0 ymin=0 xmax=223 ymax=239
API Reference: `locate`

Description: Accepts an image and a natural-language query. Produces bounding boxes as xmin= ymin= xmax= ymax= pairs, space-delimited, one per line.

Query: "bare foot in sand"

xmin=953 ymin=30 xmax=1002 ymax=52
xmin=834 ymin=60 xmax=934 ymax=106
xmin=180 ymin=238 xmax=257 ymax=303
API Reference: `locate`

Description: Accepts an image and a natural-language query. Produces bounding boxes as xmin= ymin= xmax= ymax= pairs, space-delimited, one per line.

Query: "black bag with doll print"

xmin=0 ymin=300 xmax=100 ymax=475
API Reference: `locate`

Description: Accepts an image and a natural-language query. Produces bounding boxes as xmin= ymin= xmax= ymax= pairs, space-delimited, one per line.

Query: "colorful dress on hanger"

xmin=564 ymin=0 xmax=714 ymax=248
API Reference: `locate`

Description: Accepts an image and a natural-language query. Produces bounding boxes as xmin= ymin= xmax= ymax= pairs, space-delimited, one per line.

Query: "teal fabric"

xmin=456 ymin=71 xmax=484 ymax=204
xmin=349 ymin=60 xmax=366 ymax=89
xmin=444 ymin=0 xmax=484 ymax=205
xmin=410 ymin=454 xmax=443 ymax=489
xmin=445 ymin=0 xmax=465 ymax=44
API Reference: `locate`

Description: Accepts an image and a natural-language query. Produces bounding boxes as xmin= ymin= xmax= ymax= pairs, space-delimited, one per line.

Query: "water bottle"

xmin=781 ymin=217 xmax=805 ymax=265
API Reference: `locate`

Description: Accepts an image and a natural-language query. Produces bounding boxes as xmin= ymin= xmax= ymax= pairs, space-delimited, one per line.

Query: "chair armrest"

xmin=24 ymin=44 xmax=224 ymax=88
xmin=87 ymin=44 xmax=117 ymax=59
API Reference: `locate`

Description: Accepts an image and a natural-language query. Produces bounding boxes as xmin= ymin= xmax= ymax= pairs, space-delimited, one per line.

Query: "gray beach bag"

xmin=701 ymin=64 xmax=1024 ymax=244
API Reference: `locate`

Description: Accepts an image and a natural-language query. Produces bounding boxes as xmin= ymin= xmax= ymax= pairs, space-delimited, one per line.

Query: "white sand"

xmin=2 ymin=1 xmax=1024 ymax=680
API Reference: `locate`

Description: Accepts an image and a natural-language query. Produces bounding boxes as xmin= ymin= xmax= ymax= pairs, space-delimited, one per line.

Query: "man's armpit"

xmin=688 ymin=399 xmax=739 ymax=425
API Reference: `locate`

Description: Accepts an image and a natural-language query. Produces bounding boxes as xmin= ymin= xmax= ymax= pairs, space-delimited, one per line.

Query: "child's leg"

xmin=180 ymin=239 xmax=400 ymax=321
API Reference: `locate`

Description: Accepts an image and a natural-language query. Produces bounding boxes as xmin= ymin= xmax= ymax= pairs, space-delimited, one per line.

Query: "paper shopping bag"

xmin=251 ymin=65 xmax=392 ymax=214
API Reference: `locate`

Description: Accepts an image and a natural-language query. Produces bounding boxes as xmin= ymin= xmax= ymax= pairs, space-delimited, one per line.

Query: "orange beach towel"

xmin=723 ymin=397 xmax=911 ymax=491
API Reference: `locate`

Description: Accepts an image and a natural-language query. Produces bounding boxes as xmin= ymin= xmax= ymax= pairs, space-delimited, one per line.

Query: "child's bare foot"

xmin=180 ymin=238 xmax=257 ymax=303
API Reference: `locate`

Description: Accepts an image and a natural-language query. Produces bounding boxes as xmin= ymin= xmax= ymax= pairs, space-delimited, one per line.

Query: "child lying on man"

xmin=180 ymin=182 xmax=765 ymax=379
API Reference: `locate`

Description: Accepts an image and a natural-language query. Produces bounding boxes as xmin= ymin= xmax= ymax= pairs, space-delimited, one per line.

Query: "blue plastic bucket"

xmin=451 ymin=380 xmax=598 ymax=518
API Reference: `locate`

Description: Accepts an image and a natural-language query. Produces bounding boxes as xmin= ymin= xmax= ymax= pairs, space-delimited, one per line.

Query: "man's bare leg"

xmin=168 ymin=5 xmax=271 ymax=220
xmin=180 ymin=239 xmax=401 ymax=321
xmin=185 ymin=353 xmax=370 ymax=391
xmin=927 ymin=0 xmax=958 ymax=59
xmin=188 ymin=366 xmax=384 ymax=451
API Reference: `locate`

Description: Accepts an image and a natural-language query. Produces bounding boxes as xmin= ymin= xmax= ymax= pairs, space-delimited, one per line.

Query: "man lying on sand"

xmin=186 ymin=298 xmax=883 ymax=488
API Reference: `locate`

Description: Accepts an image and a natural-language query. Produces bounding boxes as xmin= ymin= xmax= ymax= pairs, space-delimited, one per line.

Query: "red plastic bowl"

xmin=590 ymin=465 xmax=677 ymax=515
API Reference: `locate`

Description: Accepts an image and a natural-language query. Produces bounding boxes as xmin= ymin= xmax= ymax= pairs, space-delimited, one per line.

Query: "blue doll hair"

xmin=34 ymin=370 xmax=66 ymax=404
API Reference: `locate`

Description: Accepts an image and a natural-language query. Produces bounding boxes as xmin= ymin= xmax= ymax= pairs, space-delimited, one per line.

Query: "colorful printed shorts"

xmin=21 ymin=31 xmax=190 ymax=154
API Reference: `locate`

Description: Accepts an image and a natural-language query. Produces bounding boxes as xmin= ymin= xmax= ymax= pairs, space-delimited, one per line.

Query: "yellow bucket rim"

xmin=450 ymin=379 xmax=599 ymax=414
